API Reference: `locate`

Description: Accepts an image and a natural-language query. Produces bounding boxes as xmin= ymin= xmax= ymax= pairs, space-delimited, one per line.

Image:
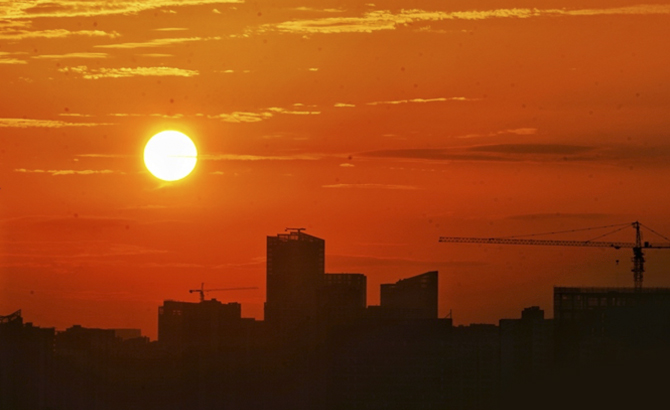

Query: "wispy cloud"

xmin=59 ymin=113 xmax=94 ymax=117
xmin=334 ymin=103 xmax=356 ymax=108
xmin=0 ymin=57 xmax=26 ymax=64
xmin=14 ymin=169 xmax=123 ymax=176
xmin=207 ymin=111 xmax=273 ymax=123
xmin=359 ymin=144 xmax=598 ymax=163
xmin=322 ymin=183 xmax=420 ymax=190
xmin=292 ymin=7 xmax=345 ymax=13
xmin=58 ymin=65 xmax=198 ymax=79
xmin=201 ymin=154 xmax=321 ymax=161
xmin=95 ymin=36 xmax=219 ymax=49
xmin=367 ymin=97 xmax=477 ymax=106
xmin=258 ymin=6 xmax=670 ymax=35
xmin=32 ymin=52 xmax=108 ymax=59
xmin=207 ymin=105 xmax=320 ymax=123
xmin=268 ymin=107 xmax=321 ymax=115
xmin=457 ymin=128 xmax=538 ymax=139
xmin=0 ymin=118 xmax=112 ymax=128
xmin=469 ymin=144 xmax=591 ymax=155
xmin=138 ymin=53 xmax=173 ymax=57
xmin=77 ymin=154 xmax=129 ymax=158
xmin=0 ymin=1 xmax=243 ymax=19
xmin=0 ymin=27 xmax=119 ymax=40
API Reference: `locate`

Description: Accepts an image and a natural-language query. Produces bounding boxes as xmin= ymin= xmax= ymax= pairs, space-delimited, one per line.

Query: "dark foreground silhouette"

xmin=3 ymin=230 xmax=670 ymax=410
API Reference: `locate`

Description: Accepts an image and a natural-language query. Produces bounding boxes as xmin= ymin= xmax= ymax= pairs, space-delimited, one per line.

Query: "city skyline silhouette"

xmin=4 ymin=228 xmax=670 ymax=409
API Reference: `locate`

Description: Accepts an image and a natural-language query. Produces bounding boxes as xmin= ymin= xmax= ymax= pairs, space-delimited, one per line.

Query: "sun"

xmin=144 ymin=131 xmax=197 ymax=181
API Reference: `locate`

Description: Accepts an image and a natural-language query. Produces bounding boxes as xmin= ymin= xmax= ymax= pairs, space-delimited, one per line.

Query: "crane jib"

xmin=438 ymin=237 xmax=670 ymax=248
xmin=439 ymin=225 xmax=670 ymax=289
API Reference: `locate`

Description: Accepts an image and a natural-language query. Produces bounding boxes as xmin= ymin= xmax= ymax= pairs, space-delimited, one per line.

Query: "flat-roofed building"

xmin=380 ymin=271 xmax=438 ymax=319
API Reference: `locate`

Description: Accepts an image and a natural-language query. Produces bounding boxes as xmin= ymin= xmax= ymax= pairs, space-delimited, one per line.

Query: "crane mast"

xmin=439 ymin=221 xmax=670 ymax=290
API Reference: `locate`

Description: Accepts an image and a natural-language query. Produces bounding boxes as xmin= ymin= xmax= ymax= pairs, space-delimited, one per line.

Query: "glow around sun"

xmin=144 ymin=131 xmax=197 ymax=181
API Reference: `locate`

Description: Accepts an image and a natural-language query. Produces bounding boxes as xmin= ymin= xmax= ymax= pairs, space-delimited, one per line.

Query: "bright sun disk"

xmin=144 ymin=130 xmax=197 ymax=181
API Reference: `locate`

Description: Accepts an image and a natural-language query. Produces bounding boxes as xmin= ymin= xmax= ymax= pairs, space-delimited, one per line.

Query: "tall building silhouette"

xmin=380 ymin=271 xmax=438 ymax=319
xmin=265 ymin=229 xmax=325 ymax=331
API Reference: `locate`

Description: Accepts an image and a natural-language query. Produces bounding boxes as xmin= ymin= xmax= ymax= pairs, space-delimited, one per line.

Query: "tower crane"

xmin=189 ymin=283 xmax=258 ymax=302
xmin=439 ymin=221 xmax=670 ymax=289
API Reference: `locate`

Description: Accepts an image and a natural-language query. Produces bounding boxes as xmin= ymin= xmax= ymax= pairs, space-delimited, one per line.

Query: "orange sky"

xmin=2 ymin=0 xmax=670 ymax=339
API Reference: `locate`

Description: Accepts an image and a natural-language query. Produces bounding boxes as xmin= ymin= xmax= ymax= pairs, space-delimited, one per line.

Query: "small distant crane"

xmin=189 ymin=283 xmax=258 ymax=302
xmin=439 ymin=221 xmax=670 ymax=290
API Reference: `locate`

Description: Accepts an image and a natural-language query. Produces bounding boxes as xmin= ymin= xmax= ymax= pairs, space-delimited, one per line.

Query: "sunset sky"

xmin=2 ymin=0 xmax=670 ymax=339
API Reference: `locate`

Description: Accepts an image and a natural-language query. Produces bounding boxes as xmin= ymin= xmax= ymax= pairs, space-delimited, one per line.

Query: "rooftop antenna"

xmin=285 ymin=227 xmax=306 ymax=233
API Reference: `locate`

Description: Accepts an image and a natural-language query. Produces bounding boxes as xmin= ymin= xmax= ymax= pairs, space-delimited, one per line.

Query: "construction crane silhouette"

xmin=189 ymin=283 xmax=258 ymax=302
xmin=439 ymin=221 xmax=670 ymax=290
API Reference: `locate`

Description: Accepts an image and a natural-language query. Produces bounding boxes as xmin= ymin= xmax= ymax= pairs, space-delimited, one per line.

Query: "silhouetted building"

xmin=322 ymin=318 xmax=453 ymax=410
xmin=56 ymin=324 xmax=119 ymax=354
xmin=0 ymin=310 xmax=55 ymax=410
xmin=554 ymin=287 xmax=670 ymax=363
xmin=265 ymin=229 xmax=325 ymax=332
xmin=499 ymin=307 xmax=554 ymax=407
xmin=380 ymin=271 xmax=438 ymax=319
xmin=113 ymin=328 xmax=142 ymax=341
xmin=158 ymin=299 xmax=243 ymax=351
xmin=319 ymin=273 xmax=366 ymax=323
xmin=550 ymin=287 xmax=670 ymax=409
xmin=447 ymin=324 xmax=500 ymax=410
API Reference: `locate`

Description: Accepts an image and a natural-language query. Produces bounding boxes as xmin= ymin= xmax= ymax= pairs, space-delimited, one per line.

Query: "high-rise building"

xmin=380 ymin=271 xmax=438 ymax=319
xmin=265 ymin=229 xmax=325 ymax=331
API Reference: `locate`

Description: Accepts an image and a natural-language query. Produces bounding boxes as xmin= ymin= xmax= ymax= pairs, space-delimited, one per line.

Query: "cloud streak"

xmin=259 ymin=5 xmax=670 ymax=35
xmin=322 ymin=183 xmax=420 ymax=190
xmin=359 ymin=144 xmax=599 ymax=163
xmin=0 ymin=118 xmax=112 ymax=128
xmin=14 ymin=169 xmax=124 ymax=176
xmin=367 ymin=97 xmax=477 ymax=106
xmin=207 ymin=111 xmax=273 ymax=123
xmin=457 ymin=128 xmax=538 ymax=139
xmin=0 ymin=57 xmax=26 ymax=64
xmin=95 ymin=36 xmax=219 ymax=49
xmin=59 ymin=66 xmax=198 ymax=79
xmin=0 ymin=1 xmax=243 ymax=20
xmin=33 ymin=52 xmax=108 ymax=60
xmin=201 ymin=154 xmax=321 ymax=161
xmin=0 ymin=27 xmax=119 ymax=40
